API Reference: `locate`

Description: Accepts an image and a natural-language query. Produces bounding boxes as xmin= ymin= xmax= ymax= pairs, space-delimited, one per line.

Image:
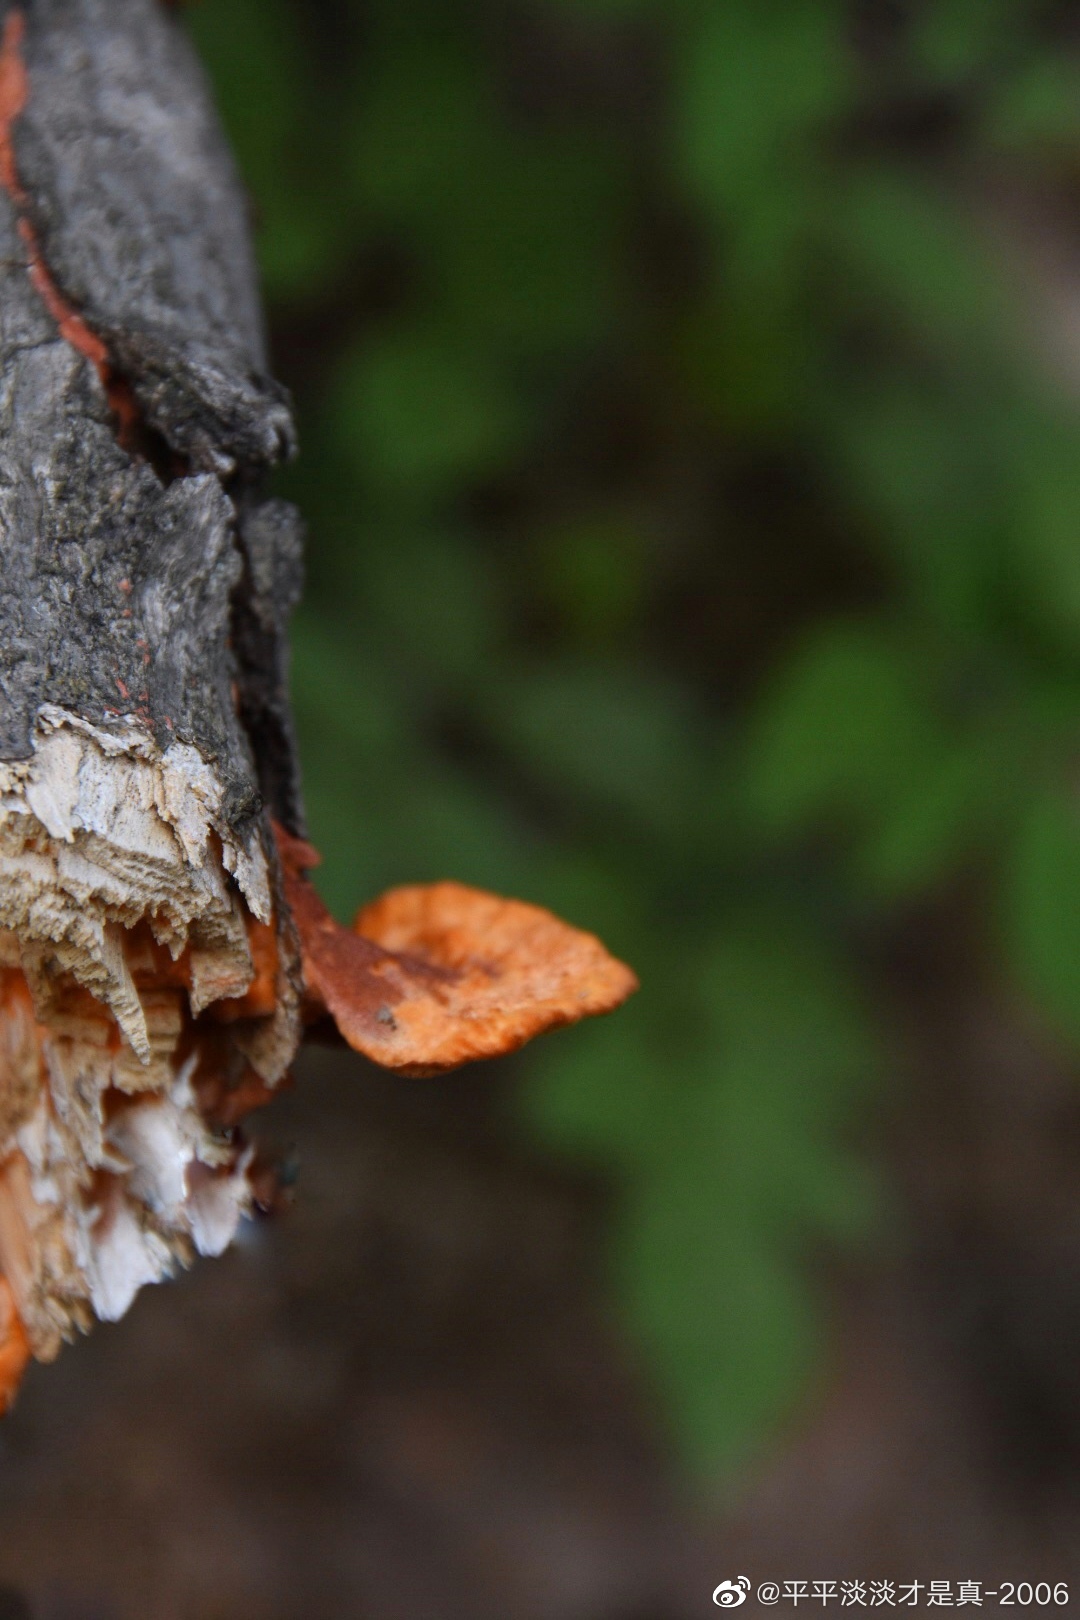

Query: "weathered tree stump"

xmin=0 ymin=0 xmax=634 ymax=1403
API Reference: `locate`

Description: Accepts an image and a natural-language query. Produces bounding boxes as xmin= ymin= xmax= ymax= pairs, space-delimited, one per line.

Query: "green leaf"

xmin=523 ymin=911 xmax=880 ymax=1475
xmin=538 ymin=510 xmax=648 ymax=647
xmin=833 ymin=173 xmax=1013 ymax=352
xmin=187 ymin=0 xmax=342 ymax=295
xmin=621 ymin=918 xmax=878 ymax=1474
xmin=484 ymin=660 xmax=703 ymax=841
xmin=855 ymin=729 xmax=1021 ymax=902
xmin=362 ymin=528 xmax=503 ymax=686
xmin=434 ymin=135 xmax=625 ymax=357
xmin=1006 ymin=784 xmax=1080 ymax=1049
xmin=911 ymin=0 xmax=1026 ymax=86
xmin=821 ymin=377 xmax=999 ymax=628
xmin=346 ymin=42 xmax=493 ymax=224
xmin=676 ymin=1 xmax=849 ymax=213
xmin=624 ymin=1180 xmax=820 ymax=1474
xmin=1010 ymin=419 xmax=1080 ymax=652
xmin=347 ymin=38 xmax=623 ymax=356
xmin=521 ymin=999 xmax=663 ymax=1168
xmin=545 ymin=0 xmax=659 ymax=17
xmin=677 ymin=281 xmax=818 ymax=432
xmin=745 ymin=621 xmax=944 ymax=838
xmin=290 ymin=612 xmax=407 ymax=913
xmin=989 ymin=55 xmax=1080 ymax=150
xmin=332 ymin=328 xmax=528 ymax=505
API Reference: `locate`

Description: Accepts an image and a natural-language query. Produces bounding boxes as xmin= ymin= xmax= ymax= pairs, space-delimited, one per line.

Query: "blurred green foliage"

xmin=190 ymin=0 xmax=1080 ymax=1480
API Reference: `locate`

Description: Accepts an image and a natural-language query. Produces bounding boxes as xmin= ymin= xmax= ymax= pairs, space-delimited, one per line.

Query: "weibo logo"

xmin=713 ymin=1578 xmax=751 ymax=1607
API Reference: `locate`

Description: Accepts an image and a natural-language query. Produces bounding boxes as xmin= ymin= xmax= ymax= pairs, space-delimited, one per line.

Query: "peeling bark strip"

xmin=0 ymin=9 xmax=139 ymax=448
xmin=0 ymin=0 xmax=635 ymax=1408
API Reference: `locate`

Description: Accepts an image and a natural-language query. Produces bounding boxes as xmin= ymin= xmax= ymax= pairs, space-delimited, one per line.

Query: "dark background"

xmin=7 ymin=0 xmax=1080 ymax=1614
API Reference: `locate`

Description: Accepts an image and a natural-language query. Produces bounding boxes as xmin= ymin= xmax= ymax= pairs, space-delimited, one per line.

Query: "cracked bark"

xmin=0 ymin=0 xmax=635 ymax=1403
xmin=0 ymin=0 xmax=306 ymax=1380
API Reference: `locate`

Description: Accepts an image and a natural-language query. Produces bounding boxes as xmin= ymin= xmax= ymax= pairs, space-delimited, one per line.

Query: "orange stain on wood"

xmin=0 ymin=11 xmax=140 ymax=444
xmin=210 ymin=914 xmax=280 ymax=1023
xmin=193 ymin=1055 xmax=279 ymax=1129
xmin=0 ymin=11 xmax=27 ymax=202
xmin=0 ymin=1276 xmax=30 ymax=1414
xmin=274 ymin=823 xmax=638 ymax=1076
xmin=19 ymin=217 xmax=108 ymax=368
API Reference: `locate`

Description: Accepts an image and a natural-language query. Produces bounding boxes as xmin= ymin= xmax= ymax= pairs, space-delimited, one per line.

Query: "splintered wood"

xmin=0 ymin=0 xmax=637 ymax=1410
xmin=0 ymin=710 xmax=296 ymax=1373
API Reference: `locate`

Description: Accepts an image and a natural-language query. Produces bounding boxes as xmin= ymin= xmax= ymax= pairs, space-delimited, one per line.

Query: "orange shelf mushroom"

xmin=275 ymin=825 xmax=638 ymax=1077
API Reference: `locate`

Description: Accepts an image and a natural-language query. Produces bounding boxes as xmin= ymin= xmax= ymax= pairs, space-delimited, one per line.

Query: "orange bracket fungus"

xmin=276 ymin=825 xmax=638 ymax=1077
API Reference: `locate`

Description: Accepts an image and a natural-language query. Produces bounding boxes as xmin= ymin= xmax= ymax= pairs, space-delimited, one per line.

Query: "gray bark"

xmin=0 ymin=0 xmax=304 ymax=835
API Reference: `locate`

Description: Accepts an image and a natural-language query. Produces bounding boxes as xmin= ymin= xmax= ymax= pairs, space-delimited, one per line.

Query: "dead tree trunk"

xmin=0 ymin=0 xmax=634 ymax=1403
xmin=0 ymin=0 xmax=306 ymax=1375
